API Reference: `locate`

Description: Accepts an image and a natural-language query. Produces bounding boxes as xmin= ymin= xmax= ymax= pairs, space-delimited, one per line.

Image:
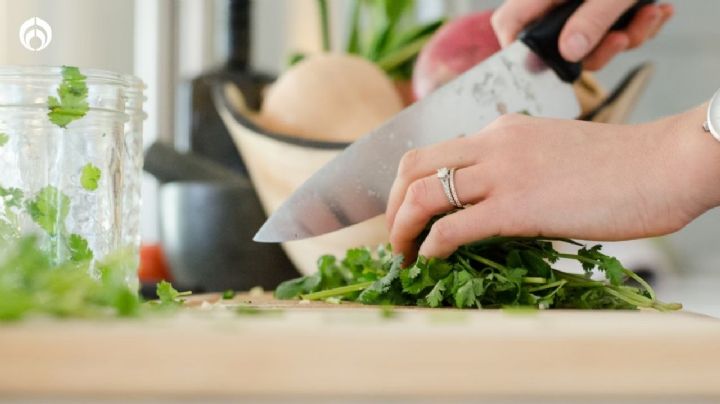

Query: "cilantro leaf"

xmin=80 ymin=163 xmax=101 ymax=191
xmin=0 ymin=186 xmax=23 ymax=208
xmin=274 ymin=272 xmax=321 ymax=299
xmin=25 ymin=186 xmax=70 ymax=235
xmin=454 ymin=278 xmax=481 ymax=308
xmin=425 ymin=279 xmax=447 ymax=308
xmin=0 ymin=132 xmax=8 ymax=147
xmin=47 ymin=66 xmax=89 ymax=128
xmin=68 ymin=234 xmax=93 ymax=262
xmin=156 ymin=280 xmax=190 ymax=305
xmin=599 ymin=256 xmax=625 ymax=286
xmin=358 ymin=255 xmax=402 ymax=304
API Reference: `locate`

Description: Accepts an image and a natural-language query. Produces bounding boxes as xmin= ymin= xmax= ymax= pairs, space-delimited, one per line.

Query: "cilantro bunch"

xmin=276 ymin=237 xmax=681 ymax=311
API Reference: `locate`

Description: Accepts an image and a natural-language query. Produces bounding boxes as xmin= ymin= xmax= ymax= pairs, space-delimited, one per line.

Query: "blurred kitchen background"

xmin=0 ymin=0 xmax=718 ymax=314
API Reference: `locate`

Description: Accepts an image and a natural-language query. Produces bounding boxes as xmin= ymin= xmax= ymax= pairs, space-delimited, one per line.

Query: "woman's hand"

xmin=386 ymin=105 xmax=720 ymax=261
xmin=491 ymin=0 xmax=674 ymax=70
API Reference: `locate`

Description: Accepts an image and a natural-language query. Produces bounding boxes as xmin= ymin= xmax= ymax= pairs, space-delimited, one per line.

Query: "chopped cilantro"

xmin=275 ymin=237 xmax=681 ymax=312
xmin=47 ymin=66 xmax=89 ymax=128
xmin=25 ymin=186 xmax=70 ymax=235
xmin=156 ymin=280 xmax=191 ymax=306
xmin=80 ymin=163 xmax=101 ymax=191
xmin=68 ymin=233 xmax=93 ymax=262
xmin=0 ymin=236 xmax=140 ymax=321
xmin=0 ymin=186 xmax=23 ymax=209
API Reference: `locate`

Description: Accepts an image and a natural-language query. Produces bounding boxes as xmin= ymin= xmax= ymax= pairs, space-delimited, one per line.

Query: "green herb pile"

xmin=276 ymin=237 xmax=681 ymax=311
xmin=0 ymin=236 xmax=189 ymax=321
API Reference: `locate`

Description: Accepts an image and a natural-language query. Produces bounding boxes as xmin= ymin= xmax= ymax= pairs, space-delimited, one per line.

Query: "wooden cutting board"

xmin=1 ymin=293 xmax=719 ymax=399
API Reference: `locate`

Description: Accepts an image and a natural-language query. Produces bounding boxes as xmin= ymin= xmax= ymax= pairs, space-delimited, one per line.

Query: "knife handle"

xmin=520 ymin=0 xmax=656 ymax=83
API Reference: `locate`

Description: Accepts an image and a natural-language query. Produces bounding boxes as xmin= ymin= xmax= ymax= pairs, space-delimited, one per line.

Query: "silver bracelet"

xmin=705 ymin=88 xmax=720 ymax=142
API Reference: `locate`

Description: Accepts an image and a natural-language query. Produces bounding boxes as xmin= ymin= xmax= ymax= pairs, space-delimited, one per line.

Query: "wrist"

xmin=657 ymin=103 xmax=720 ymax=211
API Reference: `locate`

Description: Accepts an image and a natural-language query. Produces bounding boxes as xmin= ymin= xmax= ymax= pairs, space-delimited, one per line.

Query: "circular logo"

xmin=19 ymin=17 xmax=53 ymax=52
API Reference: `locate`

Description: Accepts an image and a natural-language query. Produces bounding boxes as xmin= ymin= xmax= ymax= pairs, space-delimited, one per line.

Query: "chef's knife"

xmin=255 ymin=0 xmax=654 ymax=243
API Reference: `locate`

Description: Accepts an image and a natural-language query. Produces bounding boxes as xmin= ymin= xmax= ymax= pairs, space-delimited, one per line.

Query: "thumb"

xmin=559 ymin=0 xmax=635 ymax=62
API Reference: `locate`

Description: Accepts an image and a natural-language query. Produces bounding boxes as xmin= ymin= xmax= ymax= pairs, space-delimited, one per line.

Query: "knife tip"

xmin=252 ymin=229 xmax=275 ymax=243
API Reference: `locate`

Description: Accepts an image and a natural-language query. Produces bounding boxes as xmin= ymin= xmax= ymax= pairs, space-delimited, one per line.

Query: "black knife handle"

xmin=520 ymin=0 xmax=656 ymax=83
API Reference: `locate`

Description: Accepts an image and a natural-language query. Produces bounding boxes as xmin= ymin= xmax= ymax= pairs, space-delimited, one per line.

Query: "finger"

xmin=648 ymin=4 xmax=674 ymax=39
xmin=386 ymin=137 xmax=477 ymax=229
xmin=418 ymin=201 xmax=507 ymax=259
xmin=491 ymin=0 xmax=558 ymax=47
xmin=389 ymin=166 xmax=491 ymax=260
xmin=623 ymin=4 xmax=661 ymax=49
xmin=583 ymin=32 xmax=629 ymax=71
xmin=559 ymin=0 xmax=634 ymax=62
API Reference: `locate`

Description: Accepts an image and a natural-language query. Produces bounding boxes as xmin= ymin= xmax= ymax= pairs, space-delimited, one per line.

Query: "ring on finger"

xmin=436 ymin=167 xmax=466 ymax=209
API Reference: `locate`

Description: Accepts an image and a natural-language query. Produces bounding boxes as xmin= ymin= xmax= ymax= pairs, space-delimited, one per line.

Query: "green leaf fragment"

xmin=25 ymin=186 xmax=70 ymax=235
xmin=47 ymin=66 xmax=89 ymax=128
xmin=80 ymin=163 xmax=101 ymax=191
xmin=0 ymin=186 xmax=23 ymax=208
xmin=0 ymin=133 xmax=8 ymax=147
xmin=156 ymin=280 xmax=191 ymax=305
xmin=358 ymin=255 xmax=403 ymax=304
xmin=425 ymin=280 xmax=446 ymax=308
xmin=67 ymin=234 xmax=93 ymax=262
xmin=275 ymin=272 xmax=321 ymax=299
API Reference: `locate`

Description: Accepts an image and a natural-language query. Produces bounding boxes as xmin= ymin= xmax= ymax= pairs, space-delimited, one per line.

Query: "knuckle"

xmin=405 ymin=179 xmax=430 ymax=212
xmin=397 ymin=148 xmax=421 ymax=178
xmin=571 ymin=15 xmax=608 ymax=38
xmin=429 ymin=219 xmax=454 ymax=246
xmin=490 ymin=9 xmax=505 ymax=32
xmin=491 ymin=112 xmax=525 ymax=128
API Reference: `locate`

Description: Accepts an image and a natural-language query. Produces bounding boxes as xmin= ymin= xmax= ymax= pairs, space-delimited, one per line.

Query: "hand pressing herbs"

xmin=275 ymin=237 xmax=681 ymax=311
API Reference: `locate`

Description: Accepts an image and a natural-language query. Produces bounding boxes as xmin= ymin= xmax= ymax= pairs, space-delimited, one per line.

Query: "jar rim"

xmin=0 ymin=65 xmax=144 ymax=90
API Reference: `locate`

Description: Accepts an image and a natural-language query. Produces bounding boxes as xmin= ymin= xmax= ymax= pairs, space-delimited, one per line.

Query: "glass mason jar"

xmin=0 ymin=66 xmax=145 ymax=290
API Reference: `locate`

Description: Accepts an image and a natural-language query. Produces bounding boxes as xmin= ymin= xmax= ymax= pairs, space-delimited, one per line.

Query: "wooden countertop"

xmin=1 ymin=293 xmax=719 ymax=399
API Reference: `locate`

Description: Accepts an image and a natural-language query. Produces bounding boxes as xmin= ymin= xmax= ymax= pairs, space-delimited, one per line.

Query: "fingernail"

xmin=564 ymin=32 xmax=590 ymax=61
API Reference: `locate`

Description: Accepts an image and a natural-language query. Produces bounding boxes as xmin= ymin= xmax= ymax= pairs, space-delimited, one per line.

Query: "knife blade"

xmin=255 ymin=0 xmax=652 ymax=243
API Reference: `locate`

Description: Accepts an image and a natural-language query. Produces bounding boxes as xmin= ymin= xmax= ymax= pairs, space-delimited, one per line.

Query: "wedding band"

xmin=436 ymin=167 xmax=463 ymax=209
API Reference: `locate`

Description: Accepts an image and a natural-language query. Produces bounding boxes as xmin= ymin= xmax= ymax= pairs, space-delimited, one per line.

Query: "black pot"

xmin=159 ymin=180 xmax=299 ymax=292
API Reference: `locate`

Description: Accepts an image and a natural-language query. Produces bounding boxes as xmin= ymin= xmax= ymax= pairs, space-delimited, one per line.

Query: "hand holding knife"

xmin=255 ymin=0 xmax=657 ymax=244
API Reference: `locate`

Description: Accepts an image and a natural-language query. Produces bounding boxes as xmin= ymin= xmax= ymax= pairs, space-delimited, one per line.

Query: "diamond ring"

xmin=436 ymin=167 xmax=463 ymax=209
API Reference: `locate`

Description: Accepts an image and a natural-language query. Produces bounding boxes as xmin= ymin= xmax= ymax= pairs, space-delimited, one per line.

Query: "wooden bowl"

xmin=213 ymin=82 xmax=389 ymax=275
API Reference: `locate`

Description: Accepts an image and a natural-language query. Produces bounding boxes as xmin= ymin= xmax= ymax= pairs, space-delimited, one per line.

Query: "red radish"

xmin=412 ymin=10 xmax=501 ymax=99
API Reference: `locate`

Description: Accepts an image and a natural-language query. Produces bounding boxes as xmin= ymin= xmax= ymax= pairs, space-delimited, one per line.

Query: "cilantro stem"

xmin=528 ymin=280 xmax=567 ymax=293
xmin=522 ymin=277 xmax=547 ymax=284
xmin=553 ymin=271 xmax=598 ymax=285
xmin=301 ymin=281 xmax=373 ymax=301
xmin=623 ymin=268 xmax=656 ymax=301
xmin=604 ymin=288 xmax=653 ymax=308
xmin=460 ymin=251 xmax=506 ymax=272
xmin=556 ymin=253 xmax=600 ymax=267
